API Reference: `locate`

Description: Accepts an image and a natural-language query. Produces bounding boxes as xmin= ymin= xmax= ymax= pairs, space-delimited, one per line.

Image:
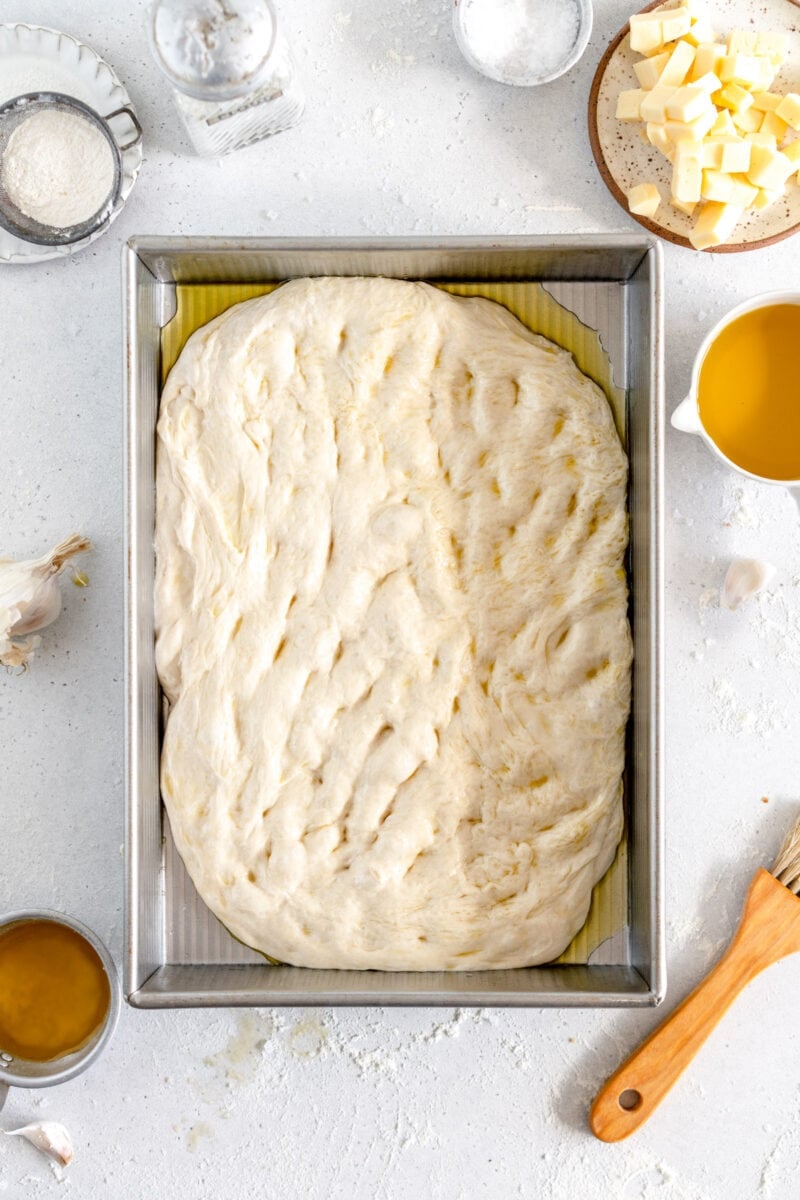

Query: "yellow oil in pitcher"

xmin=0 ymin=919 xmax=110 ymax=1062
xmin=698 ymin=304 xmax=800 ymax=481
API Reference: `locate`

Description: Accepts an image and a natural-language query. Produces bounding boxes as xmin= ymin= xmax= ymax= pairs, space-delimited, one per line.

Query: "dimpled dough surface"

xmin=155 ymin=277 xmax=631 ymax=971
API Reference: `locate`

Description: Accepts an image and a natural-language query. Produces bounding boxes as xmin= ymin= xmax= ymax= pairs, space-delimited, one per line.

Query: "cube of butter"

xmin=755 ymin=32 xmax=787 ymax=65
xmin=616 ymin=89 xmax=646 ymax=121
xmin=629 ymin=14 xmax=664 ymax=55
xmin=752 ymin=187 xmax=782 ymax=210
xmin=660 ymin=7 xmax=692 ymax=43
xmin=666 ymin=85 xmax=712 ymax=123
xmin=689 ymin=202 xmax=743 ymax=249
xmin=709 ymin=110 xmax=737 ymax=138
xmin=647 ymin=123 xmax=674 ymax=160
xmin=691 ymin=43 xmax=725 ymax=80
xmin=783 ymin=139 xmax=800 ymax=165
xmin=701 ymin=169 xmax=736 ymax=202
xmin=719 ymin=139 xmax=751 ymax=173
xmin=776 ymin=94 xmax=800 ymax=131
xmin=685 ymin=19 xmax=715 ymax=47
xmin=640 ymin=85 xmax=678 ymax=124
xmin=672 ymin=145 xmax=703 ymax=202
xmin=760 ymin=110 xmax=789 ymax=142
xmin=727 ymin=30 xmax=758 ymax=55
xmin=732 ymin=107 xmax=763 ymax=134
xmin=748 ymin=145 xmax=794 ymax=190
xmin=671 ymin=196 xmax=697 ymax=216
xmin=665 ymin=107 xmax=717 ymax=143
xmin=692 ymin=71 xmax=723 ymax=96
xmin=728 ymin=176 xmax=759 ymax=207
xmin=751 ymin=92 xmax=782 ymax=113
xmin=717 ymin=83 xmax=753 ymax=113
xmin=659 ymin=39 xmax=696 ymax=87
xmin=627 ymin=183 xmax=661 ymax=218
xmin=635 ymin=51 xmax=671 ymax=90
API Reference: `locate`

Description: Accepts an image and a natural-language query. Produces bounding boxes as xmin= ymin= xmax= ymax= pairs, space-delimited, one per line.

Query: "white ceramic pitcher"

xmin=671 ymin=291 xmax=800 ymax=510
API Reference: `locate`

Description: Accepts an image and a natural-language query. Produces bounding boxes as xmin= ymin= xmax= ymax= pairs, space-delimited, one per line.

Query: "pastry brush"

xmin=590 ymin=813 xmax=800 ymax=1141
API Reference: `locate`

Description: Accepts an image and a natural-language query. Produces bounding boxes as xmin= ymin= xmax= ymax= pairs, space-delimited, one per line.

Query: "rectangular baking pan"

xmin=124 ymin=236 xmax=664 ymax=1008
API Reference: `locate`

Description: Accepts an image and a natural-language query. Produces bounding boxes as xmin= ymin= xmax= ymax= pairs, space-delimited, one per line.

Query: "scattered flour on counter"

xmin=724 ymin=483 xmax=759 ymax=529
xmin=709 ymin=675 xmax=786 ymax=738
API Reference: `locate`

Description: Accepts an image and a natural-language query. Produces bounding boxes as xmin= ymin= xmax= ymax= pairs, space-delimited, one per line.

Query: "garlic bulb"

xmin=0 ymin=534 xmax=91 ymax=669
xmin=3 ymin=1121 xmax=74 ymax=1167
xmin=721 ymin=557 xmax=776 ymax=611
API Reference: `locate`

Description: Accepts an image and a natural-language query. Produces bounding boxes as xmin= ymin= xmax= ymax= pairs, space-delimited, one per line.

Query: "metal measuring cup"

xmin=0 ymin=910 xmax=121 ymax=1113
xmin=0 ymin=92 xmax=142 ymax=246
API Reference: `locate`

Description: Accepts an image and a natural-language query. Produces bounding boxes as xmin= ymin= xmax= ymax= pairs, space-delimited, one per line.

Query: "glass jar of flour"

xmin=149 ymin=0 xmax=304 ymax=156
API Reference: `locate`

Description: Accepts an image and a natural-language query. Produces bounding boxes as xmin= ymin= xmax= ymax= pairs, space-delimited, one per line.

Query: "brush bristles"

xmin=772 ymin=814 xmax=800 ymax=894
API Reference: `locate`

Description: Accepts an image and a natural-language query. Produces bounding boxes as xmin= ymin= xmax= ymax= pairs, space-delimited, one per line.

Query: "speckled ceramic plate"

xmin=589 ymin=0 xmax=800 ymax=252
xmin=0 ymin=23 xmax=143 ymax=265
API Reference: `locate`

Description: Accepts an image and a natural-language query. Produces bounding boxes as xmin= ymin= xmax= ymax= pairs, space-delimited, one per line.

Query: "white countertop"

xmin=2 ymin=2 xmax=800 ymax=1196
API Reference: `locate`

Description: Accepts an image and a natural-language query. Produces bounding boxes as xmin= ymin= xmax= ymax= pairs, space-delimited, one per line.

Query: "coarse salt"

xmin=460 ymin=0 xmax=581 ymax=83
xmin=1 ymin=108 xmax=115 ymax=229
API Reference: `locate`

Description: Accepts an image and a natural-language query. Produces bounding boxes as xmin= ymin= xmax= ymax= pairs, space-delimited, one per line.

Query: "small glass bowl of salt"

xmin=0 ymin=93 xmax=141 ymax=247
xmin=454 ymin=0 xmax=593 ymax=86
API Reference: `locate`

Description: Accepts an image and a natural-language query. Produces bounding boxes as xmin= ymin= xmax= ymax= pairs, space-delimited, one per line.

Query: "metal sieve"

xmin=0 ymin=910 xmax=121 ymax=1113
xmin=0 ymin=92 xmax=141 ymax=247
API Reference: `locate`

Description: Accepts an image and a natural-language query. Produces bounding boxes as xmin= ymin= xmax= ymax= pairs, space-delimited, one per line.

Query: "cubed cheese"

xmin=748 ymin=144 xmax=794 ymax=189
xmin=701 ymin=169 xmax=736 ymax=202
xmin=719 ymin=139 xmax=751 ymax=172
xmin=751 ymin=92 xmax=782 ymax=113
xmin=627 ymin=182 xmax=661 ymax=218
xmin=616 ymin=89 xmax=646 ymax=121
xmin=659 ymin=39 xmax=696 ymax=86
xmin=640 ymin=85 xmax=678 ymax=123
xmin=776 ymin=93 xmax=800 ymax=131
xmin=690 ymin=43 xmax=726 ymax=80
xmin=760 ymin=110 xmax=789 ymax=142
xmin=635 ymin=51 xmax=671 ymax=89
xmin=689 ymin=202 xmax=743 ymax=249
xmin=666 ymin=85 xmax=713 ymax=122
xmin=672 ymin=145 xmax=703 ymax=202
xmin=717 ymin=82 xmax=753 ymax=113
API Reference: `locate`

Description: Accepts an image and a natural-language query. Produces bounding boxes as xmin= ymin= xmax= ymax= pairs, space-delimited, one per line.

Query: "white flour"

xmin=1 ymin=108 xmax=115 ymax=228
xmin=460 ymin=0 xmax=581 ymax=81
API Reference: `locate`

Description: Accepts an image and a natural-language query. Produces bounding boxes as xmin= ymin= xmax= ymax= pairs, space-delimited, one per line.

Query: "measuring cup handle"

xmin=0 ymin=1082 xmax=8 ymax=1113
xmin=670 ymin=395 xmax=702 ymax=435
xmin=103 ymin=105 xmax=143 ymax=153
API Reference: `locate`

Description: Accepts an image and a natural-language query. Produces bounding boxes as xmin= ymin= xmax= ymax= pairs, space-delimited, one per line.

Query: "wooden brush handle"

xmin=591 ymin=869 xmax=800 ymax=1142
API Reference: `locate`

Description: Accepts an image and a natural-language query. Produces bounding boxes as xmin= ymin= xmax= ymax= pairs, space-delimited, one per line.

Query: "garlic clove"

xmin=0 ymin=534 xmax=91 ymax=669
xmin=3 ymin=1121 xmax=74 ymax=1167
xmin=721 ymin=557 xmax=776 ymax=611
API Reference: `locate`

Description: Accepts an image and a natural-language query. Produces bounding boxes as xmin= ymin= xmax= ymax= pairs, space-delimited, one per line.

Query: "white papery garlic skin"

xmin=3 ymin=1121 xmax=74 ymax=1167
xmin=721 ymin=558 xmax=776 ymax=611
xmin=0 ymin=534 xmax=91 ymax=668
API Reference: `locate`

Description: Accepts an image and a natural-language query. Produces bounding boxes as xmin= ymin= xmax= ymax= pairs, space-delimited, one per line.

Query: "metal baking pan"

xmin=124 ymin=236 xmax=664 ymax=1008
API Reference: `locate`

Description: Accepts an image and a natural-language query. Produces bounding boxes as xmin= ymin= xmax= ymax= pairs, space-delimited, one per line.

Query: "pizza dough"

xmin=155 ymin=277 xmax=631 ymax=971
